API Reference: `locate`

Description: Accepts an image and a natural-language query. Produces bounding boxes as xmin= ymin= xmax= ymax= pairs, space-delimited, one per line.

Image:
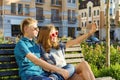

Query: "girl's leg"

xmin=75 ymin=61 xmax=95 ymax=80
xmin=67 ymin=73 xmax=83 ymax=80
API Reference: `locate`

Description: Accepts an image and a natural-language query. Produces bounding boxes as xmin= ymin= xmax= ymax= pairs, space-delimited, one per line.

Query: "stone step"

xmin=96 ymin=77 xmax=115 ymax=80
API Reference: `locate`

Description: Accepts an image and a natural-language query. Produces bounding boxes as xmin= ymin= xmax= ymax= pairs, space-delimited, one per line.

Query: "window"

xmin=51 ymin=0 xmax=53 ymax=4
xmin=104 ymin=8 xmax=106 ymax=15
xmin=68 ymin=10 xmax=71 ymax=18
xmin=82 ymin=22 xmax=83 ymax=27
xmin=110 ymin=0 xmax=112 ymax=3
xmin=84 ymin=12 xmax=86 ymax=17
xmin=72 ymin=10 xmax=75 ymax=18
xmin=68 ymin=0 xmax=71 ymax=3
xmin=36 ymin=0 xmax=44 ymax=3
xmin=18 ymin=4 xmax=23 ymax=15
xmin=89 ymin=7 xmax=91 ymax=17
xmin=56 ymin=0 xmax=59 ymax=5
xmin=97 ymin=20 xmax=99 ymax=26
xmin=94 ymin=10 xmax=96 ymax=16
xmin=12 ymin=25 xmax=21 ymax=37
xmin=51 ymin=0 xmax=61 ymax=5
xmin=77 ymin=27 xmax=81 ymax=31
xmin=68 ymin=27 xmax=75 ymax=38
xmin=51 ymin=0 xmax=55 ymax=4
xmin=68 ymin=10 xmax=76 ymax=23
xmin=51 ymin=9 xmax=59 ymax=21
xmin=105 ymin=0 xmax=107 ymax=3
xmin=110 ymin=8 xmax=112 ymax=15
xmin=85 ymin=22 xmax=86 ymax=27
xmin=68 ymin=10 xmax=71 ymax=21
xmin=68 ymin=10 xmax=76 ymax=18
xmin=68 ymin=0 xmax=75 ymax=3
xmin=82 ymin=13 xmax=83 ymax=17
xmin=72 ymin=10 xmax=76 ymax=21
xmin=97 ymin=10 xmax=99 ymax=15
xmin=25 ymin=4 xmax=30 ymax=15
xmin=11 ymin=3 xmax=16 ymax=14
xmin=72 ymin=0 xmax=75 ymax=3
xmin=36 ymin=7 xmax=44 ymax=20
xmin=89 ymin=21 xmax=91 ymax=23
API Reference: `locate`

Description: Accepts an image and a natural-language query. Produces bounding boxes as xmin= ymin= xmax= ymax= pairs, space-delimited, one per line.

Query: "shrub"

xmin=81 ymin=42 xmax=120 ymax=79
xmin=97 ymin=63 xmax=120 ymax=80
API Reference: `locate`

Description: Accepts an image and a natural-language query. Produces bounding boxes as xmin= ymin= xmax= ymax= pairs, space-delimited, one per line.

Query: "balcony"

xmin=68 ymin=17 xmax=77 ymax=24
xmin=36 ymin=16 xmax=44 ymax=22
xmin=51 ymin=16 xmax=62 ymax=23
xmin=51 ymin=0 xmax=62 ymax=6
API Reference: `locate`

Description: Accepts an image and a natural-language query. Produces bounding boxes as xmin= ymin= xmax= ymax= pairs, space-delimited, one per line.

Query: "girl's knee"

xmin=75 ymin=61 xmax=90 ymax=73
xmin=80 ymin=61 xmax=90 ymax=68
xmin=81 ymin=61 xmax=88 ymax=65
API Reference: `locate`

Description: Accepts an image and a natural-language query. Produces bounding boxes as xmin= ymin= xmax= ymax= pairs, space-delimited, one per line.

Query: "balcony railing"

xmin=68 ymin=17 xmax=77 ymax=24
xmin=36 ymin=16 xmax=44 ymax=22
xmin=36 ymin=0 xmax=45 ymax=4
xmin=51 ymin=0 xmax=62 ymax=6
xmin=51 ymin=16 xmax=62 ymax=23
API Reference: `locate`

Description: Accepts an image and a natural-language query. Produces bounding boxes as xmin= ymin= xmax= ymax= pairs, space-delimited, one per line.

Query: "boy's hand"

xmin=60 ymin=69 xmax=69 ymax=79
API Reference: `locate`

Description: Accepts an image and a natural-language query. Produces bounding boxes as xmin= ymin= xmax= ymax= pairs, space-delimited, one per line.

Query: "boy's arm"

xmin=26 ymin=53 xmax=69 ymax=79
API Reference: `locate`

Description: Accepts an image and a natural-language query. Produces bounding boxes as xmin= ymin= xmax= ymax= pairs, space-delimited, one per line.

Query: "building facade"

xmin=79 ymin=0 xmax=101 ymax=39
xmin=78 ymin=0 xmax=120 ymax=40
xmin=36 ymin=0 xmax=79 ymax=38
xmin=114 ymin=0 xmax=120 ymax=41
xmin=0 ymin=0 xmax=36 ymax=38
xmin=0 ymin=0 xmax=79 ymax=39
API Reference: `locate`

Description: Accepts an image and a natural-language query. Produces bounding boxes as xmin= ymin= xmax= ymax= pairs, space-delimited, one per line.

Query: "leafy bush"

xmin=97 ymin=63 xmax=120 ymax=80
xmin=0 ymin=33 xmax=16 ymax=44
xmin=81 ymin=42 xmax=120 ymax=79
xmin=81 ymin=43 xmax=106 ymax=69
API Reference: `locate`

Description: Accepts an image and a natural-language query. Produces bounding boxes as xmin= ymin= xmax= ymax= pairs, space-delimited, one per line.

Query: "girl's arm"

xmin=65 ymin=23 xmax=97 ymax=48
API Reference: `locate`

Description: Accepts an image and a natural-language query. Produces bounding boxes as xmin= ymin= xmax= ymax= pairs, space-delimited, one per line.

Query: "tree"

xmin=79 ymin=0 xmax=83 ymax=3
xmin=118 ymin=21 xmax=120 ymax=27
xmin=106 ymin=0 xmax=110 ymax=67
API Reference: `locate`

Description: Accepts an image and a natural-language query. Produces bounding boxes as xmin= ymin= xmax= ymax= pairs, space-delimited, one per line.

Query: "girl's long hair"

xmin=37 ymin=24 xmax=59 ymax=52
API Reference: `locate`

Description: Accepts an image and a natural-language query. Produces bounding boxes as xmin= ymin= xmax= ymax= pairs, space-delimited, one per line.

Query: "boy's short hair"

xmin=20 ymin=17 xmax=37 ymax=34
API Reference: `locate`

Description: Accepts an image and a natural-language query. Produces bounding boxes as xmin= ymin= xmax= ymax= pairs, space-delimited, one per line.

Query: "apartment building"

xmin=0 ymin=0 xmax=36 ymax=38
xmin=115 ymin=0 xmax=120 ymax=24
xmin=78 ymin=0 xmax=119 ymax=40
xmin=79 ymin=0 xmax=100 ymax=38
xmin=0 ymin=0 xmax=79 ymax=39
xmin=36 ymin=0 xmax=79 ymax=38
xmin=114 ymin=0 xmax=120 ymax=41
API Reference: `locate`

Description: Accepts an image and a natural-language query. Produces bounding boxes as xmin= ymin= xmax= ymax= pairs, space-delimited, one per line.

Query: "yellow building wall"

xmin=3 ymin=0 xmax=35 ymax=16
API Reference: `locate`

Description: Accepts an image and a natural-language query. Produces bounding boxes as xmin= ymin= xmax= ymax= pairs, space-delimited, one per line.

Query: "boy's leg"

xmin=49 ymin=73 xmax=64 ymax=80
xmin=44 ymin=71 xmax=64 ymax=80
xmin=26 ymin=75 xmax=52 ymax=80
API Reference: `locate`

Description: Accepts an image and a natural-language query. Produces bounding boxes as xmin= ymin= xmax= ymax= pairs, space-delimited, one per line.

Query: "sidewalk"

xmin=96 ymin=77 xmax=115 ymax=80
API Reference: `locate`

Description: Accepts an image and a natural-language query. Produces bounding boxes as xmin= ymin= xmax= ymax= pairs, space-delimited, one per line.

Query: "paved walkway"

xmin=96 ymin=77 xmax=115 ymax=80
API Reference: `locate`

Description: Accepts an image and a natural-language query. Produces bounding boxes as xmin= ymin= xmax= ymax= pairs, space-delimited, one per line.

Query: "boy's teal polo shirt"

xmin=14 ymin=37 xmax=45 ymax=80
